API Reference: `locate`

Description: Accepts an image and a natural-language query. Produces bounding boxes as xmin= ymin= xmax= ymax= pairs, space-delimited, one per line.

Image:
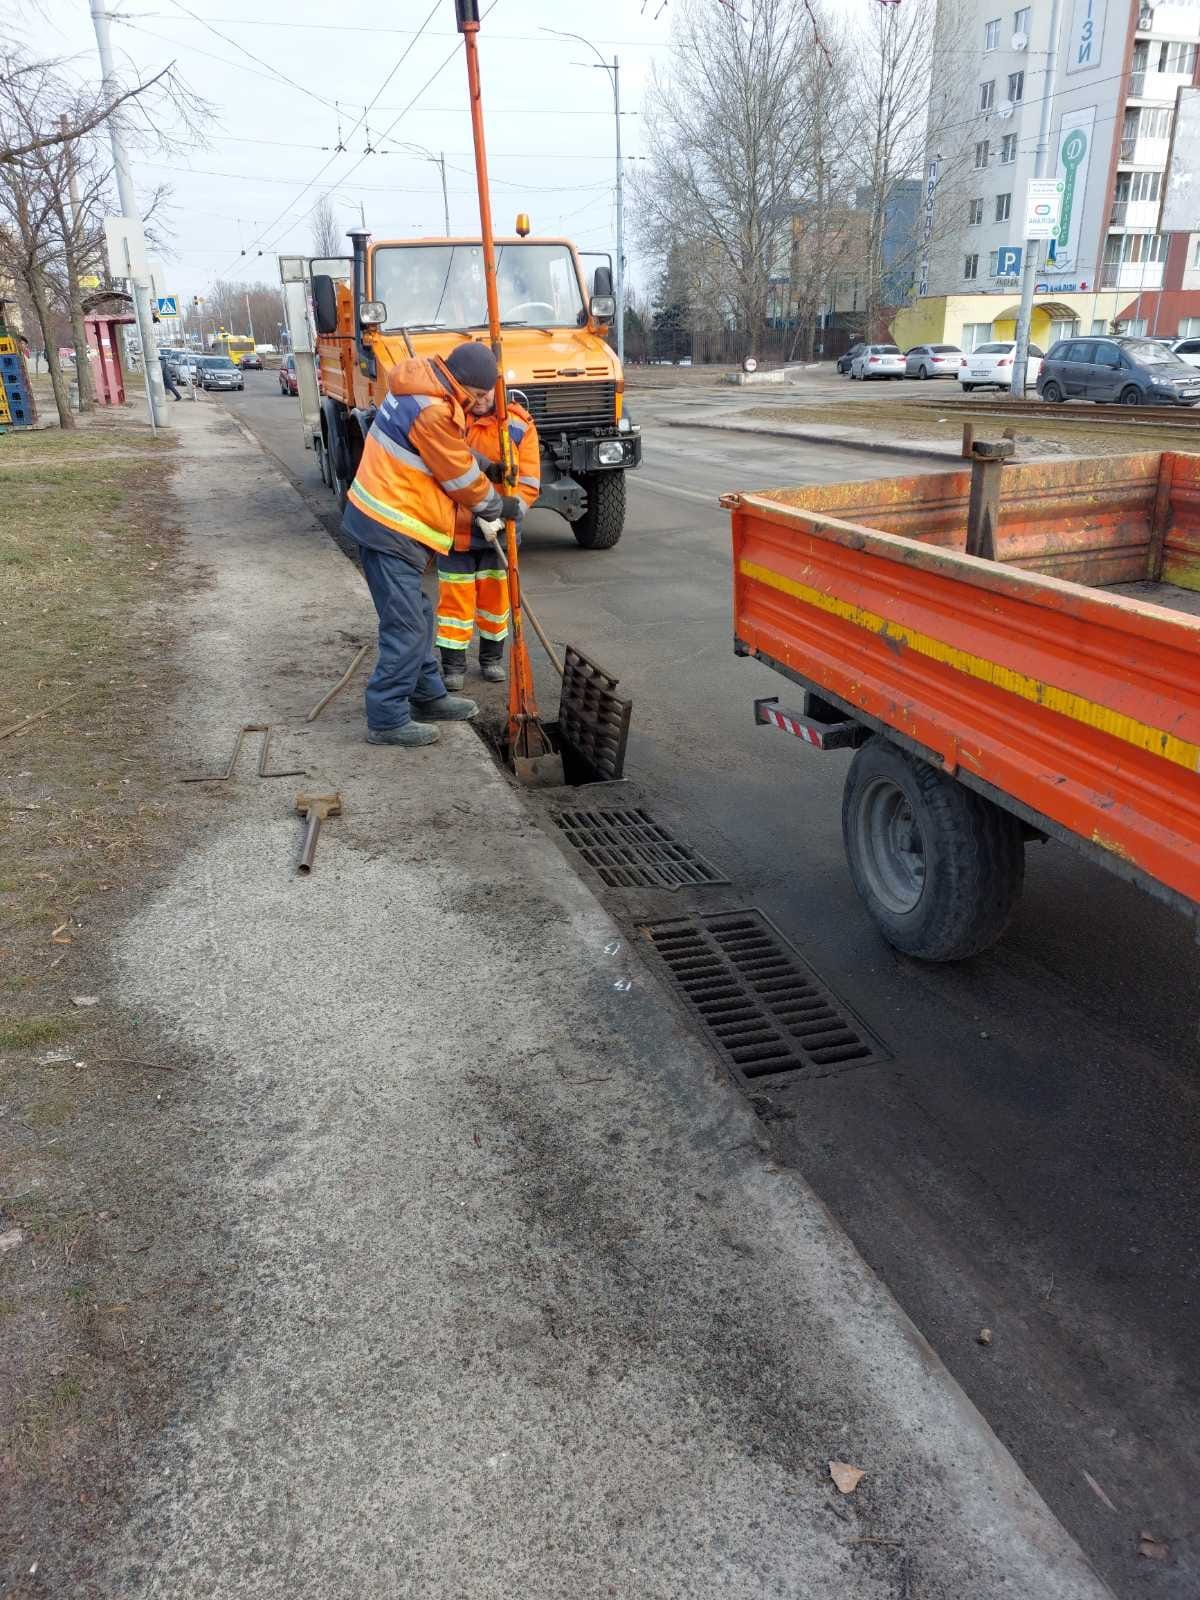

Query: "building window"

xmin=962 ymin=321 xmax=993 ymax=351
xmin=968 ymin=197 xmax=984 ymax=224
xmin=1049 ymin=318 xmax=1079 ymax=343
xmin=1091 ymin=319 xmax=1109 ymax=335
xmin=996 ymin=192 xmax=1012 ymax=222
xmin=964 ymin=254 xmax=980 ymax=281
xmin=1161 ymin=41 xmax=1198 ymax=75
xmin=1179 ymin=318 xmax=1200 ymax=337
xmin=1014 ymin=5 xmax=1031 ymax=33
xmin=1123 ymin=318 xmax=1148 ymax=337
xmin=987 ymin=249 xmax=999 ymax=276
xmin=984 ymin=17 xmax=1001 ymax=49
xmin=1008 ymin=70 xmax=1025 ymax=102
xmin=980 ymin=80 xmax=996 ymax=112
xmin=975 ymin=139 xmax=990 ymax=168
xmin=1000 ymin=133 xmax=1018 ymax=163
xmin=1127 ymin=170 xmax=1162 ymax=203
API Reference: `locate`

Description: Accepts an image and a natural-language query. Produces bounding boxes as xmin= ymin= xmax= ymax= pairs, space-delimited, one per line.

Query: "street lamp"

xmin=542 ymin=26 xmax=627 ymax=363
xmin=393 ymin=142 xmax=451 ymax=235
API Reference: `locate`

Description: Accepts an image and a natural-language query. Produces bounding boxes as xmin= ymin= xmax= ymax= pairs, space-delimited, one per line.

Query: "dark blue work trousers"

xmin=359 ymin=544 xmax=446 ymax=730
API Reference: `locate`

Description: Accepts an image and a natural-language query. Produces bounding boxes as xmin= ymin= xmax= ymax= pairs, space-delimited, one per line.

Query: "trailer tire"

xmin=841 ymin=736 xmax=1024 ymax=961
xmin=572 ymin=470 xmax=625 ymax=549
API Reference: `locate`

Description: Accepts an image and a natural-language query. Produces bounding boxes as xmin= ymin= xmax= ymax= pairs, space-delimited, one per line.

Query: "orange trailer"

xmin=726 ymin=451 xmax=1200 ymax=960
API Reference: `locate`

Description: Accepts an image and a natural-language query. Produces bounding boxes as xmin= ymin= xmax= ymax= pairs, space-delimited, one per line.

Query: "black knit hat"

xmin=445 ymin=341 xmax=498 ymax=390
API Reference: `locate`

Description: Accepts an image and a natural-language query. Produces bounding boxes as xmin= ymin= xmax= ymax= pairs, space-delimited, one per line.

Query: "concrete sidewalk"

xmin=93 ymin=400 xmax=1112 ymax=1599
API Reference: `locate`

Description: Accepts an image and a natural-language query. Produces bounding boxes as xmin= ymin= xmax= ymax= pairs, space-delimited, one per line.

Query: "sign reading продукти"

xmin=1024 ymin=179 xmax=1064 ymax=240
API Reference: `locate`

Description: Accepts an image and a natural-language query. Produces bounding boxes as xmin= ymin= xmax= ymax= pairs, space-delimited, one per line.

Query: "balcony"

xmin=1118 ymin=136 xmax=1170 ymax=167
xmin=1129 ymin=68 xmax=1194 ymax=101
xmin=1099 ymin=260 xmax=1165 ymax=290
xmin=1110 ymin=199 xmax=1161 ymax=229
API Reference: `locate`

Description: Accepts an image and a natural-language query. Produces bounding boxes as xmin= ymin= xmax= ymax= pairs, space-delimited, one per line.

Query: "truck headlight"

xmin=597 ymin=440 xmax=626 ymax=465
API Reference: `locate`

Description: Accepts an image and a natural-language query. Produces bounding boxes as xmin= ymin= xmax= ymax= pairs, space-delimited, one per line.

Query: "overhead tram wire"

xmin=210 ymin=0 xmax=444 ymax=277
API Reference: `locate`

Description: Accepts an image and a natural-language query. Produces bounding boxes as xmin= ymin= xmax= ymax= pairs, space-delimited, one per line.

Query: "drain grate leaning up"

xmin=643 ymin=910 xmax=887 ymax=1081
xmin=554 ymin=807 xmax=728 ymax=889
xmin=557 ymin=646 xmax=633 ymax=783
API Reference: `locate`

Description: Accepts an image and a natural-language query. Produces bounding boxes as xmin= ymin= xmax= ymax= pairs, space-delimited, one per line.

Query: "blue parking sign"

xmin=996 ymin=246 xmax=1022 ymax=278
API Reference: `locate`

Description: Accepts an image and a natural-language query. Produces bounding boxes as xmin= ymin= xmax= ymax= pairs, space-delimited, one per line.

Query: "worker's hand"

xmin=475 ymin=516 xmax=505 ymax=545
xmin=499 ymin=495 xmax=523 ymax=523
xmin=483 ymin=460 xmax=505 ymax=484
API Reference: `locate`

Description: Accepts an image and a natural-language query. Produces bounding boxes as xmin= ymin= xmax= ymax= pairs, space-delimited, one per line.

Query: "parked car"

xmin=1169 ymin=336 xmax=1200 ymax=371
xmin=850 ymin=343 xmax=905 ymax=380
xmin=1037 ymin=336 xmax=1200 ymax=406
xmin=837 ymin=342 xmax=866 ymax=376
xmin=195 ymin=355 xmax=244 ymax=392
xmin=904 ymin=343 xmax=962 ymax=380
xmin=240 ymin=352 xmax=264 ymax=370
xmin=958 ymin=341 xmax=1043 ymax=392
xmin=279 ymin=354 xmax=299 ymax=396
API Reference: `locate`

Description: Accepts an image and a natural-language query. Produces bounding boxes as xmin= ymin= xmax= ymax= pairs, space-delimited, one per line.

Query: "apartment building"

xmin=894 ymin=0 xmax=1200 ymax=352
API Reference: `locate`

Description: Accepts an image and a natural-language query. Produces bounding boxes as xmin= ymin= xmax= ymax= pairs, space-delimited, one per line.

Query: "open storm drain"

xmin=642 ymin=910 xmax=888 ymax=1082
xmin=553 ymin=807 xmax=729 ymax=890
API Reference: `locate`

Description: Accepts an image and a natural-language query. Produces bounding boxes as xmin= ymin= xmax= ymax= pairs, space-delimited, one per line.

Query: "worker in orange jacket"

xmin=435 ymin=399 xmax=540 ymax=688
xmin=341 ymin=342 xmax=522 ymax=747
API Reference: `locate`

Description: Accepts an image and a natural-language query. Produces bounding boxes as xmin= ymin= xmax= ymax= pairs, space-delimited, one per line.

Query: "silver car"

xmin=196 ymin=356 xmax=244 ymax=392
xmin=905 ymin=343 xmax=962 ymax=379
xmin=850 ymin=343 xmax=905 ymax=380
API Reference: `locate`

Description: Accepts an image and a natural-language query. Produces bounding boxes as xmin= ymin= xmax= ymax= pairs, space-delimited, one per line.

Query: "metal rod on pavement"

xmin=89 ymin=0 xmax=169 ymax=430
xmin=1011 ymin=0 xmax=1065 ymax=397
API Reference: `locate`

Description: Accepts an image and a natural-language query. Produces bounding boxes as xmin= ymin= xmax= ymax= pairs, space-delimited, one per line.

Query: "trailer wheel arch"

xmin=841 ymin=735 xmax=1025 ymax=962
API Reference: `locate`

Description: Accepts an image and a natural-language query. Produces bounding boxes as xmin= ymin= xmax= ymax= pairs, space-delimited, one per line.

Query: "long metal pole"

xmin=245 ymin=292 xmax=256 ymax=342
xmin=439 ymin=152 xmax=450 ymax=233
xmin=1011 ymin=0 xmax=1064 ymax=396
xmin=613 ymin=56 xmax=624 ymax=365
xmin=89 ymin=0 xmax=168 ymax=428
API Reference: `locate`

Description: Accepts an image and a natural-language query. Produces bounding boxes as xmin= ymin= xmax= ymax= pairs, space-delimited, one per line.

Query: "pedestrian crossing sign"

xmin=155 ymin=295 xmax=179 ymax=316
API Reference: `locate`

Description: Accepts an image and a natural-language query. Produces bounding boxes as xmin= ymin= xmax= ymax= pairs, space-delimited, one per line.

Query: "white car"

xmin=1170 ymin=336 xmax=1200 ymax=370
xmin=905 ymin=343 xmax=963 ymax=379
xmin=959 ymin=340 xmax=1043 ymax=392
xmin=850 ymin=343 xmax=905 ymax=380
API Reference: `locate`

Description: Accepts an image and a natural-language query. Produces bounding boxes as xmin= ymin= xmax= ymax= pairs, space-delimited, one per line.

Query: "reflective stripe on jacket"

xmin=343 ymin=355 xmax=502 ymax=559
xmin=452 ymin=403 xmax=541 ymax=553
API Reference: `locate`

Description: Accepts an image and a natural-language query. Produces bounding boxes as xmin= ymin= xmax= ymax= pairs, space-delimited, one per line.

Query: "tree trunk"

xmin=63 ymin=246 xmax=94 ymax=411
xmin=26 ymin=263 xmax=76 ymax=429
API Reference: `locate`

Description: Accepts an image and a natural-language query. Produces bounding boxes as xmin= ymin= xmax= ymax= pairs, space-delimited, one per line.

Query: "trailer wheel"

xmin=572 ymin=470 xmax=625 ymax=549
xmin=841 ymin=737 xmax=1024 ymax=961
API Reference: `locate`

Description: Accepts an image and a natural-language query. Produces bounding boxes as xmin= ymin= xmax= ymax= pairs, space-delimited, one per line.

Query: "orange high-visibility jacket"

xmin=452 ymin=402 xmax=541 ymax=552
xmin=343 ymin=355 xmax=503 ymax=558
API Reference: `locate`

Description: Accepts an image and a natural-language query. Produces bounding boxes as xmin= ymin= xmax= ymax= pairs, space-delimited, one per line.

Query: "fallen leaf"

xmin=1138 ymin=1532 xmax=1169 ymax=1562
xmin=0 ymin=1228 xmax=24 ymax=1254
xmin=71 ymin=995 xmax=99 ymax=1007
xmin=830 ymin=1461 xmax=865 ymax=1495
xmin=1082 ymin=1470 xmax=1117 ymax=1512
xmin=50 ymin=922 xmax=73 ymax=945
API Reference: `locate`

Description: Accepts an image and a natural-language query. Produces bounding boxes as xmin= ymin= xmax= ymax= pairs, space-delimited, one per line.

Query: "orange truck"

xmin=279 ymin=226 xmax=639 ymax=549
xmin=727 ymin=450 xmax=1200 ymax=960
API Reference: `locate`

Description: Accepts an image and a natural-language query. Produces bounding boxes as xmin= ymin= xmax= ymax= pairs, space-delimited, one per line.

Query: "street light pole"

xmin=396 ymin=143 xmax=451 ymax=233
xmin=89 ymin=0 xmax=168 ymax=428
xmin=543 ymin=28 xmax=625 ymax=365
xmin=1011 ymin=0 xmax=1065 ymax=396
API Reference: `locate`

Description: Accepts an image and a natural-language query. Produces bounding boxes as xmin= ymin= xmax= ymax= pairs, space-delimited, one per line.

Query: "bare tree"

xmin=310 ymin=197 xmax=342 ymax=259
xmin=634 ymin=0 xmax=833 ymax=356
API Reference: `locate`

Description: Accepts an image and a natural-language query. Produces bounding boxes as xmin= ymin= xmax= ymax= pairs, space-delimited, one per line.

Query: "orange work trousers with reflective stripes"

xmin=435 ymin=547 xmax=511 ymax=660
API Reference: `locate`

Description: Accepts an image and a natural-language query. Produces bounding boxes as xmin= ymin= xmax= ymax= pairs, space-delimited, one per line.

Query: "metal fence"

xmin=616 ymin=323 xmax=862 ymax=369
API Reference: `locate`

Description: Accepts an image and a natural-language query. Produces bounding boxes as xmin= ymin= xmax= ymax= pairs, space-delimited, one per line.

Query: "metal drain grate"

xmin=557 ymin=646 xmax=633 ymax=783
xmin=642 ymin=910 xmax=887 ymax=1081
xmin=554 ymin=807 xmax=728 ymax=889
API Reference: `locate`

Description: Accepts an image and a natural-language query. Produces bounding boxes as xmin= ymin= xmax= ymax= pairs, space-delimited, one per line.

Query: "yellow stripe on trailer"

xmin=738 ymin=557 xmax=1200 ymax=774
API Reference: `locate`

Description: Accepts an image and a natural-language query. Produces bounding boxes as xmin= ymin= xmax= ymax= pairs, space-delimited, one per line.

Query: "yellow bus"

xmin=211 ymin=333 xmax=256 ymax=366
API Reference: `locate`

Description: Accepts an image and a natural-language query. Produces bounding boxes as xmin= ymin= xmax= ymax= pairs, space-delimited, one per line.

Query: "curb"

xmin=664 ymin=414 xmax=961 ymax=463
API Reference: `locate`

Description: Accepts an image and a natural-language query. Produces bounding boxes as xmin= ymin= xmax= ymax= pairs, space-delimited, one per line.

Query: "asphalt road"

xmin=222 ymin=370 xmax=1200 ymax=1599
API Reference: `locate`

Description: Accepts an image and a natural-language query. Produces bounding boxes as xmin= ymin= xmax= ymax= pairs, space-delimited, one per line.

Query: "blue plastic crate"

xmin=2 ymin=381 xmax=31 ymax=412
xmin=0 ymin=352 xmax=22 ymax=379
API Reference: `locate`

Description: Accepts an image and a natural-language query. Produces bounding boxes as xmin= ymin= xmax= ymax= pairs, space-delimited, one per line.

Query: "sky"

xmin=28 ymin=0 xmax=675 ymax=304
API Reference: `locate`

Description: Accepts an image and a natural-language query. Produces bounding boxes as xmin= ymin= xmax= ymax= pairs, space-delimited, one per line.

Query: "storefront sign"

xmin=1052 ymin=107 xmax=1095 ymax=268
xmin=1065 ymin=0 xmax=1107 ymax=74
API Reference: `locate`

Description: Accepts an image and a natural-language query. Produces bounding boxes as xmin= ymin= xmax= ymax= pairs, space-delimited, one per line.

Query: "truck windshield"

xmin=371 ymin=243 xmax=586 ymax=332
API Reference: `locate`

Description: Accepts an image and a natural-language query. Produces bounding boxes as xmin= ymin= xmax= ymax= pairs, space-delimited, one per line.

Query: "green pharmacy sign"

xmin=1051 ymin=109 xmax=1095 ymax=269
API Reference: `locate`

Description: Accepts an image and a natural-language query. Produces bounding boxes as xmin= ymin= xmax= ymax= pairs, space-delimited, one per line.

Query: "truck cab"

xmin=285 ymin=228 xmax=640 ymax=549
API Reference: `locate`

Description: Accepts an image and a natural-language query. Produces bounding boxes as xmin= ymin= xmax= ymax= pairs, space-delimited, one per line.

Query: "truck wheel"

xmin=841 ymin=737 xmax=1024 ymax=961
xmin=315 ymin=432 xmax=331 ymax=488
xmin=573 ymin=470 xmax=625 ymax=549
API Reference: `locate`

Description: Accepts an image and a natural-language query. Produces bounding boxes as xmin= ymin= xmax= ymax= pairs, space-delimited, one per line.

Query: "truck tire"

xmin=572 ymin=470 xmax=625 ymax=549
xmin=841 ymin=736 xmax=1024 ymax=961
xmin=322 ymin=403 xmax=360 ymax=512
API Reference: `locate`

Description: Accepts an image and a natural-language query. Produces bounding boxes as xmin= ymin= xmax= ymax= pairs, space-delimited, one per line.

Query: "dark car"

xmin=1037 ymin=335 xmax=1200 ymax=407
xmin=196 ymin=355 xmax=244 ymax=392
xmin=240 ymin=352 xmax=263 ymax=370
xmin=279 ymin=354 xmax=299 ymax=396
xmin=837 ymin=341 xmax=867 ymax=376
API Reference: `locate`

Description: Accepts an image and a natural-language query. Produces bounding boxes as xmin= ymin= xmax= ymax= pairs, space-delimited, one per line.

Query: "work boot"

xmin=480 ymin=658 xmax=505 ymax=683
xmin=366 ymin=722 xmax=440 ymax=747
xmin=440 ymin=649 xmax=466 ymax=692
xmin=442 ymin=670 xmax=466 ymax=691
xmin=410 ymin=693 xmax=478 ymax=721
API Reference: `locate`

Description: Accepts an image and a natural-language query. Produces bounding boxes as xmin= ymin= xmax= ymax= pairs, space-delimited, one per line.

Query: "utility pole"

xmin=543 ymin=29 xmax=625 ymax=365
xmin=245 ymin=292 xmax=256 ymax=343
xmin=89 ymin=0 xmax=168 ymax=427
xmin=397 ymin=144 xmax=451 ymax=234
xmin=1010 ymin=0 xmax=1065 ymax=396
